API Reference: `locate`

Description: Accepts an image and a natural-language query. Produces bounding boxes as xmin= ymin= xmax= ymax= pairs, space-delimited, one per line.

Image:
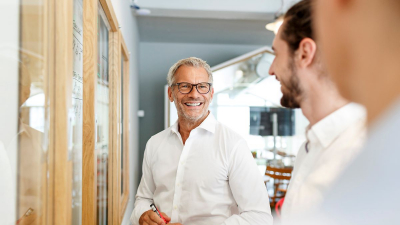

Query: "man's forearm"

xmin=221 ymin=210 xmax=273 ymax=225
xmin=131 ymin=197 xmax=153 ymax=225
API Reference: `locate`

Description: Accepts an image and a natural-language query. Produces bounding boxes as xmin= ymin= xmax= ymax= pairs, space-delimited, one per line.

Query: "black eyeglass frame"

xmin=171 ymin=82 xmax=213 ymax=94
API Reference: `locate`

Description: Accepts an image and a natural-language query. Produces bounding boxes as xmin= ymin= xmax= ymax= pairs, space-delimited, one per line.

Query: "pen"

xmin=150 ymin=203 xmax=167 ymax=223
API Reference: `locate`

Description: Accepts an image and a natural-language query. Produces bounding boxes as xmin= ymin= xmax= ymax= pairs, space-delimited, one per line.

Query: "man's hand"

xmin=139 ymin=210 xmax=172 ymax=225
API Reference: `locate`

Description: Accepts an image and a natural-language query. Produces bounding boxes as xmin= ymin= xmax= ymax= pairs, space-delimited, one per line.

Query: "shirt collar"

xmin=198 ymin=112 xmax=216 ymax=133
xmin=307 ymin=102 xmax=366 ymax=149
xmin=171 ymin=120 xmax=179 ymax=135
xmin=170 ymin=111 xmax=217 ymax=135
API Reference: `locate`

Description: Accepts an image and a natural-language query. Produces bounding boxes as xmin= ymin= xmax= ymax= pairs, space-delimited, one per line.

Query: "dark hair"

xmin=281 ymin=0 xmax=313 ymax=54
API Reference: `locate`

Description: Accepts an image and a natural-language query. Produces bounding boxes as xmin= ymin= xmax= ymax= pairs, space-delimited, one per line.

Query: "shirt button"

xmin=177 ymin=183 xmax=180 ymax=187
xmin=180 ymin=161 xmax=185 ymax=165
xmin=174 ymin=206 xmax=177 ymax=210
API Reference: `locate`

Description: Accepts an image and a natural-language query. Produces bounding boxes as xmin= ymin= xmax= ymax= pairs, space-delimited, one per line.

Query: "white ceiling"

xmin=135 ymin=0 xmax=300 ymax=45
xmin=138 ymin=16 xmax=275 ymax=45
xmin=135 ymin=0 xmax=297 ymax=13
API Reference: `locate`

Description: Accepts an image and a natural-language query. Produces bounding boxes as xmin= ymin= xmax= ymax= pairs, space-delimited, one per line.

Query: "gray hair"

xmin=167 ymin=57 xmax=213 ymax=87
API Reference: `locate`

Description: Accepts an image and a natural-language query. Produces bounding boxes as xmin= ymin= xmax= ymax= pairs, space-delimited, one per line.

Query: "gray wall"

xmin=138 ymin=42 xmax=264 ymax=178
xmin=110 ymin=0 xmax=140 ymax=224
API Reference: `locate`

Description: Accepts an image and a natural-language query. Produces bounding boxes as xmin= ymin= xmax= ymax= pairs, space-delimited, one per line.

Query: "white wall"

xmin=0 ymin=1 xmax=20 ymax=224
xmin=110 ymin=0 xmax=140 ymax=224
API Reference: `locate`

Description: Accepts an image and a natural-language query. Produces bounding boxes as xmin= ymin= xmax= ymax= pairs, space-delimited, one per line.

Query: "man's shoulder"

xmin=214 ymin=121 xmax=246 ymax=144
xmin=332 ymin=115 xmax=366 ymax=152
xmin=147 ymin=128 xmax=173 ymax=146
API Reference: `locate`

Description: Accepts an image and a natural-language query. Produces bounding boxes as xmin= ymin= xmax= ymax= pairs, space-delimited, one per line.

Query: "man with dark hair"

xmin=294 ymin=0 xmax=400 ymax=224
xmin=268 ymin=0 xmax=366 ymax=223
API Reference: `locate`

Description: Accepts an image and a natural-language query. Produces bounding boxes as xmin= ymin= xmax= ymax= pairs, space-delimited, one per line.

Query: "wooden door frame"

xmin=109 ymin=23 xmax=121 ymax=225
xmin=119 ymin=31 xmax=130 ymax=223
xmin=52 ymin=0 xmax=122 ymax=224
xmin=18 ymin=0 xmax=123 ymax=224
xmin=82 ymin=0 xmax=120 ymax=224
xmin=82 ymin=0 xmax=98 ymax=224
xmin=53 ymin=0 xmax=73 ymax=224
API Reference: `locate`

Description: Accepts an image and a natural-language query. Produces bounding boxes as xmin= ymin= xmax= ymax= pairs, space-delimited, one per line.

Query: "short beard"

xmin=173 ymin=95 xmax=207 ymax=123
xmin=280 ymin=59 xmax=302 ymax=109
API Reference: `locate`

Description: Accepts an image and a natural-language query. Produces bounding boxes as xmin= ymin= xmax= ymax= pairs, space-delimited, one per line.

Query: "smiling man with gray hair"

xmin=131 ymin=57 xmax=273 ymax=225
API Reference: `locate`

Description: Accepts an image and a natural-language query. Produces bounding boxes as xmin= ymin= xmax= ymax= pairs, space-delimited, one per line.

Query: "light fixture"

xmin=131 ymin=2 xmax=151 ymax=15
xmin=235 ymin=70 xmax=243 ymax=80
xmin=266 ymin=16 xmax=284 ymax=35
xmin=266 ymin=0 xmax=286 ymax=35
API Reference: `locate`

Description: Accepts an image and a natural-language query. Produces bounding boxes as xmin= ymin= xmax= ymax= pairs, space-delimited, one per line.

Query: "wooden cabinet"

xmin=0 ymin=0 xmax=131 ymax=224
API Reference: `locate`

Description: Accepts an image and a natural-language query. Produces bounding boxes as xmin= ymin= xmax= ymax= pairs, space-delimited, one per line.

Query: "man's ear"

xmin=296 ymin=38 xmax=317 ymax=69
xmin=168 ymin=86 xmax=174 ymax=102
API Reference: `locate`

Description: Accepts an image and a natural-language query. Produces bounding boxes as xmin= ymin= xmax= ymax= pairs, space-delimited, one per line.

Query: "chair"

xmin=275 ymin=198 xmax=285 ymax=218
xmin=265 ymin=166 xmax=292 ymax=207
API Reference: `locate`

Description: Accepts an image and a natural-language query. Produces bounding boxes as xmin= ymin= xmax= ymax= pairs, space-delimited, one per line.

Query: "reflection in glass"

xmin=71 ymin=0 xmax=84 ymax=224
xmin=14 ymin=0 xmax=50 ymax=224
xmin=97 ymin=4 xmax=110 ymax=225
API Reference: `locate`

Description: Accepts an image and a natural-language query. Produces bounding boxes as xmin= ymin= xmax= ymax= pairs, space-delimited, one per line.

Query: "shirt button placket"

xmin=171 ymin=137 xmax=191 ymax=221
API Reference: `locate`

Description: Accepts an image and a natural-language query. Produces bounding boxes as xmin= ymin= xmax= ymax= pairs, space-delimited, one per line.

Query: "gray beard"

xmin=173 ymin=97 xmax=207 ymax=123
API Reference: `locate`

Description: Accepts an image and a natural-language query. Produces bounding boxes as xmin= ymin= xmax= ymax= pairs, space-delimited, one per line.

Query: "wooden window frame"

xmin=82 ymin=0 xmax=122 ymax=224
xmin=119 ymin=31 xmax=130 ymax=223
xmin=54 ymin=0 xmax=72 ymax=224
xmin=51 ymin=0 xmax=127 ymax=224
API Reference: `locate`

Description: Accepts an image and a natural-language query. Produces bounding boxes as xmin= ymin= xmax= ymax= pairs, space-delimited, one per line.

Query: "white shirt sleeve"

xmin=221 ymin=140 xmax=273 ymax=225
xmin=130 ymin=140 xmax=155 ymax=225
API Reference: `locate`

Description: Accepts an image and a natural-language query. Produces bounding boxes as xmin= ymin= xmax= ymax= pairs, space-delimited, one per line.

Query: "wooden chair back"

xmin=265 ymin=165 xmax=293 ymax=207
xmin=265 ymin=166 xmax=292 ymax=180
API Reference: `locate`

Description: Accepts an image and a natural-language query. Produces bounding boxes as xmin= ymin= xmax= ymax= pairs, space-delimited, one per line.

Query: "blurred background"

xmin=136 ymin=0 xmax=305 ymax=176
xmin=134 ymin=1 xmax=306 ymax=214
xmin=0 ymin=0 xmax=304 ymax=224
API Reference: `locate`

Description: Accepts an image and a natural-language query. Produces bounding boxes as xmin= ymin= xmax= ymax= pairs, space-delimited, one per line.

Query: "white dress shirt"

xmin=131 ymin=113 xmax=273 ymax=225
xmin=294 ymin=98 xmax=400 ymax=225
xmin=281 ymin=103 xmax=367 ymax=224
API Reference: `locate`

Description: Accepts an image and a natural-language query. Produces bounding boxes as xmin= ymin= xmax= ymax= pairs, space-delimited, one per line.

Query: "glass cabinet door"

xmin=119 ymin=38 xmax=130 ymax=221
xmin=70 ymin=0 xmax=84 ymax=224
xmin=2 ymin=0 xmax=128 ymax=224
xmin=0 ymin=0 xmax=52 ymax=224
xmin=96 ymin=3 xmax=111 ymax=225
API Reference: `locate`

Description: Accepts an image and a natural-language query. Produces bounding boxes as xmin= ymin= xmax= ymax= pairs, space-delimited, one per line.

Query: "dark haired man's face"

xmin=269 ymin=26 xmax=303 ymax=109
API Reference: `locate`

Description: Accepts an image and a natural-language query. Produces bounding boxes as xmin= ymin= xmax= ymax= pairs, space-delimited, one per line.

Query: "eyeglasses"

xmin=171 ymin=82 xmax=212 ymax=94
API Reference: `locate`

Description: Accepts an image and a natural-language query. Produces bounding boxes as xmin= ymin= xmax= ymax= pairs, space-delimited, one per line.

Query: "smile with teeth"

xmin=185 ymin=102 xmax=202 ymax=106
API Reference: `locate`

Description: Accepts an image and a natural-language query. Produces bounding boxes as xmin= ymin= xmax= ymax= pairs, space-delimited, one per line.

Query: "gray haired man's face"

xmin=168 ymin=65 xmax=214 ymax=123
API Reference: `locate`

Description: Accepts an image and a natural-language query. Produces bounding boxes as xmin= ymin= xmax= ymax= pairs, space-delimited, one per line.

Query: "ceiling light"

xmin=235 ymin=70 xmax=243 ymax=80
xmin=131 ymin=3 xmax=151 ymax=15
xmin=266 ymin=16 xmax=284 ymax=35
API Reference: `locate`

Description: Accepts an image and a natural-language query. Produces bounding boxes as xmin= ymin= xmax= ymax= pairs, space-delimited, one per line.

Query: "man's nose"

xmin=269 ymin=65 xmax=275 ymax=76
xmin=187 ymin=86 xmax=201 ymax=98
xmin=269 ymin=58 xmax=278 ymax=76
